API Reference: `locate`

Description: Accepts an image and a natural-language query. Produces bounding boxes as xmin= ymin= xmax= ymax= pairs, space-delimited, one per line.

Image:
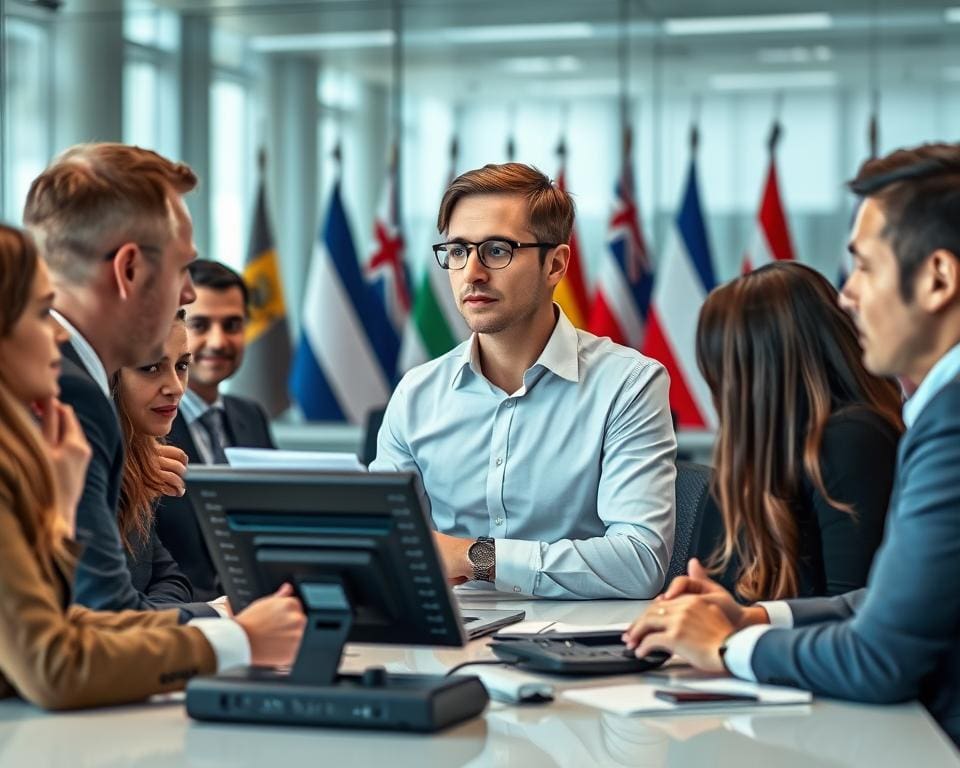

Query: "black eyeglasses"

xmin=432 ymin=240 xmax=558 ymax=271
xmin=102 ymin=243 xmax=162 ymax=261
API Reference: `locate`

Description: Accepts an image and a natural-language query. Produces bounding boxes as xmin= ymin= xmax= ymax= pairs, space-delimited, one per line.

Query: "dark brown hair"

xmin=24 ymin=142 xmax=198 ymax=283
xmin=0 ymin=225 xmax=67 ymax=569
xmin=188 ymin=259 xmax=249 ymax=310
xmin=696 ymin=261 xmax=904 ymax=601
xmin=848 ymin=142 xmax=960 ymax=301
xmin=437 ymin=162 xmax=574 ymax=256
xmin=111 ymin=311 xmax=187 ymax=551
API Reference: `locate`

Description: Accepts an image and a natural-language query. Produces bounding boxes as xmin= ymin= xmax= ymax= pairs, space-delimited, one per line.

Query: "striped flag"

xmin=641 ymin=128 xmax=718 ymax=429
xmin=230 ymin=160 xmax=291 ymax=417
xmin=365 ymin=146 xmax=411 ymax=380
xmin=553 ymin=140 xmax=591 ymax=328
xmin=587 ymin=126 xmax=653 ymax=348
xmin=742 ymin=121 xmax=795 ymax=273
xmin=398 ymin=136 xmax=469 ymax=372
xmin=290 ymin=174 xmax=399 ymax=423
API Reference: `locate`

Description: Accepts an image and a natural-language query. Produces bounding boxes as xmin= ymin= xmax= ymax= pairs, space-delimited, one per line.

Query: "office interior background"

xmin=3 ymin=0 xmax=959 ymax=449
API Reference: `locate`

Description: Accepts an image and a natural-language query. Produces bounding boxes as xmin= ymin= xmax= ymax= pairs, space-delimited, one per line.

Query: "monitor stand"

xmin=185 ymin=583 xmax=489 ymax=733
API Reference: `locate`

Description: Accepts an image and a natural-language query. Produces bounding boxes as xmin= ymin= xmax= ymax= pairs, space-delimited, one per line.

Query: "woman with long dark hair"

xmin=0 ymin=224 xmax=303 ymax=709
xmin=694 ymin=261 xmax=903 ymax=601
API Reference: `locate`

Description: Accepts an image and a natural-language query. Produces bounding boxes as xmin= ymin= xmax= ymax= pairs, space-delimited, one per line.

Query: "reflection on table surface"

xmin=1 ymin=596 xmax=957 ymax=768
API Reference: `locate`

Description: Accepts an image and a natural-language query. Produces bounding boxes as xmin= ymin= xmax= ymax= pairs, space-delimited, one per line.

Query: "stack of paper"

xmin=224 ymin=447 xmax=366 ymax=472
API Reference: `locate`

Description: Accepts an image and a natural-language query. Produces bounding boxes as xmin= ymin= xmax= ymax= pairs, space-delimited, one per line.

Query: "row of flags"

xmin=239 ymin=124 xmax=798 ymax=431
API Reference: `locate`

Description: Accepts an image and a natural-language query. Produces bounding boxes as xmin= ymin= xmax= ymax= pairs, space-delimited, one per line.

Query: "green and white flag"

xmin=398 ymin=135 xmax=469 ymax=372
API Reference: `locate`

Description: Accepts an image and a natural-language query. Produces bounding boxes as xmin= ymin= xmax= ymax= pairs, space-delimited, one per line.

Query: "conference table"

xmin=0 ymin=592 xmax=956 ymax=768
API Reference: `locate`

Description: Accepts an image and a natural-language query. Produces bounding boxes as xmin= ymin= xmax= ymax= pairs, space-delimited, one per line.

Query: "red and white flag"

xmin=742 ymin=123 xmax=796 ymax=273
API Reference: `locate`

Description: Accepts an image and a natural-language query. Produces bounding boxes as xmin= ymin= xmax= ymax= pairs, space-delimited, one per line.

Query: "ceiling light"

xmin=437 ymin=23 xmax=594 ymax=44
xmin=665 ymin=13 xmax=832 ymax=35
xmin=945 ymin=8 xmax=960 ymax=22
xmin=709 ymin=70 xmax=837 ymax=90
xmin=252 ymin=30 xmax=394 ymax=52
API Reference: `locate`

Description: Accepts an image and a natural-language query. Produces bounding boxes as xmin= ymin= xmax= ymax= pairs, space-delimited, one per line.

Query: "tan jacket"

xmin=0 ymin=483 xmax=217 ymax=710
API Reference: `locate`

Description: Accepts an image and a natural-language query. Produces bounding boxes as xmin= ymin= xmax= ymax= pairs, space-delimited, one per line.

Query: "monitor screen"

xmin=186 ymin=467 xmax=466 ymax=648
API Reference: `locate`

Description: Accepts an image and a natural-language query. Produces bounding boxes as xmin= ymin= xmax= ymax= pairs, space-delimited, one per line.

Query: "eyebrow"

xmin=39 ymin=291 xmax=55 ymax=304
xmin=447 ymin=234 xmax=518 ymax=244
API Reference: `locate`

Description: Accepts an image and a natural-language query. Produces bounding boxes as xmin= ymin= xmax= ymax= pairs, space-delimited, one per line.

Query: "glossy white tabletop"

xmin=0 ymin=593 xmax=957 ymax=768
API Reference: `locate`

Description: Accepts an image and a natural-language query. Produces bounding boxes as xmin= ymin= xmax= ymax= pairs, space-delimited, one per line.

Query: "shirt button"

xmin=496 ymin=457 xmax=503 ymax=466
xmin=505 ymin=400 xmax=513 ymax=408
xmin=495 ymin=516 xmax=503 ymax=526
xmin=513 ymin=586 xmax=521 ymax=593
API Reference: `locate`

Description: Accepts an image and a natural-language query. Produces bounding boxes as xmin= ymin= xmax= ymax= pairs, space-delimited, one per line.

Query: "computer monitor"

xmin=183 ymin=466 xmax=488 ymax=732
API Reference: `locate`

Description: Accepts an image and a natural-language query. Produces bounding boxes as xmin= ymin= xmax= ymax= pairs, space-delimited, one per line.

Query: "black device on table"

xmin=489 ymin=631 xmax=671 ymax=674
xmin=184 ymin=467 xmax=488 ymax=733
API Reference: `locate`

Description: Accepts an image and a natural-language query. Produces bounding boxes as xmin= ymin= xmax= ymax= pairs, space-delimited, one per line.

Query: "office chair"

xmin=665 ymin=461 xmax=713 ymax=587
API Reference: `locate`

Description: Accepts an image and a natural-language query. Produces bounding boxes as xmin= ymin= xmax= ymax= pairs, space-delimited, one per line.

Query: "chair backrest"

xmin=666 ymin=461 xmax=713 ymax=587
xmin=361 ymin=406 xmax=387 ymax=466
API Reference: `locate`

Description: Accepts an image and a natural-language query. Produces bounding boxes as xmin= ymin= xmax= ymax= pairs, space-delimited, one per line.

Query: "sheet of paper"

xmin=225 ymin=447 xmax=366 ymax=472
xmin=563 ymin=679 xmax=811 ymax=716
xmin=494 ymin=620 xmax=630 ymax=636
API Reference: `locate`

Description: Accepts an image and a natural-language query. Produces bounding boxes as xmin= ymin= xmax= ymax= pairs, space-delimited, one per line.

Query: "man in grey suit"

xmin=623 ymin=142 xmax=960 ymax=746
xmin=157 ymin=259 xmax=276 ymax=600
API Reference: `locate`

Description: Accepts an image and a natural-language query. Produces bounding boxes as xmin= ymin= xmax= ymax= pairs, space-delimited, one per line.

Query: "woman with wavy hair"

xmin=0 ymin=224 xmax=303 ymax=710
xmin=110 ymin=310 xmax=213 ymax=611
xmin=694 ymin=261 xmax=903 ymax=601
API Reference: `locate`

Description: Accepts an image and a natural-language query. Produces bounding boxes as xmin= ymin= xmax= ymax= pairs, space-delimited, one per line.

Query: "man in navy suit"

xmin=157 ymin=260 xmax=275 ymax=600
xmin=623 ymin=143 xmax=960 ymax=746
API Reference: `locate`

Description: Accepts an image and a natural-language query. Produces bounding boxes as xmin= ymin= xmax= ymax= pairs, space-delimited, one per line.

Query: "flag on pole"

xmin=398 ymin=135 xmax=469 ymax=372
xmin=641 ymin=126 xmax=718 ymax=429
xmin=230 ymin=150 xmax=291 ymax=418
xmin=587 ymin=126 xmax=654 ymax=348
xmin=365 ymin=144 xmax=410 ymax=381
xmin=553 ymin=139 xmax=591 ymax=328
xmin=742 ymin=121 xmax=795 ymax=273
xmin=290 ymin=160 xmax=399 ymax=423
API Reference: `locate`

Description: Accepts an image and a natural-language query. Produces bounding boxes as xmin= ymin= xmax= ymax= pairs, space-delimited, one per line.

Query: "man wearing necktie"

xmin=158 ymin=260 xmax=276 ymax=599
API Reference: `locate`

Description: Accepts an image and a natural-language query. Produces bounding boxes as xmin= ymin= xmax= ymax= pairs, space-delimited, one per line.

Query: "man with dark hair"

xmin=622 ymin=142 xmax=960 ymax=746
xmin=371 ymin=163 xmax=677 ymax=600
xmin=158 ymin=258 xmax=275 ymax=601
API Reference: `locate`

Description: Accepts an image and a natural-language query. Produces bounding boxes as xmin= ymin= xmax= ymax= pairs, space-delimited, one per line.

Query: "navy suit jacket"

xmin=751 ymin=376 xmax=960 ymax=745
xmin=156 ymin=394 xmax=275 ymax=601
xmin=59 ymin=343 xmax=216 ymax=618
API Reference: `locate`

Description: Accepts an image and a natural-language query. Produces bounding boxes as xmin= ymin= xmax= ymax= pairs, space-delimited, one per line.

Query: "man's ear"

xmin=546 ymin=244 xmax=570 ymax=287
xmin=917 ymin=249 xmax=960 ymax=314
xmin=110 ymin=244 xmax=146 ymax=301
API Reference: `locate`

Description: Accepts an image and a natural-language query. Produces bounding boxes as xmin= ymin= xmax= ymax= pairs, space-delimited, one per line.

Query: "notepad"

xmin=563 ymin=678 xmax=811 ymax=716
xmin=224 ymin=447 xmax=366 ymax=472
xmin=494 ymin=620 xmax=630 ymax=636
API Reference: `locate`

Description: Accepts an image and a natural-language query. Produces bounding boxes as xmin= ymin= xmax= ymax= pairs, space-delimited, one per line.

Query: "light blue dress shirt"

xmin=370 ymin=308 xmax=677 ymax=599
xmin=724 ymin=342 xmax=960 ymax=681
xmin=179 ymin=388 xmax=227 ymax=464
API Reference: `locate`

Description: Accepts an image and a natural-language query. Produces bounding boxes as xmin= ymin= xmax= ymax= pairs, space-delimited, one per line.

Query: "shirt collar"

xmin=180 ymin=388 xmax=225 ymax=425
xmin=903 ymin=342 xmax=960 ymax=428
xmin=51 ymin=310 xmax=110 ymax=397
xmin=450 ymin=304 xmax=580 ymax=391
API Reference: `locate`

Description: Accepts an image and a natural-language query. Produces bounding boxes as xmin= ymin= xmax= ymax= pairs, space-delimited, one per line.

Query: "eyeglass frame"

xmin=432 ymin=239 xmax=559 ymax=271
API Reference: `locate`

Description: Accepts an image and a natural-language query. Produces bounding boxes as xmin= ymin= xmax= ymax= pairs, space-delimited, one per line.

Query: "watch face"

xmin=468 ymin=541 xmax=495 ymax=568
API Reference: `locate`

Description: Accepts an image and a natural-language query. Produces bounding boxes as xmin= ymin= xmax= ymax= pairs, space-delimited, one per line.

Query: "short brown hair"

xmin=437 ymin=163 xmax=575 ymax=251
xmin=23 ymin=143 xmax=198 ymax=283
xmin=848 ymin=142 xmax=960 ymax=301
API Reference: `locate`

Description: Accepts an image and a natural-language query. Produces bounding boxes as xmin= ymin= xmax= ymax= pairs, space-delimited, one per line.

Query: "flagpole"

xmin=391 ymin=0 xmax=404 ymax=222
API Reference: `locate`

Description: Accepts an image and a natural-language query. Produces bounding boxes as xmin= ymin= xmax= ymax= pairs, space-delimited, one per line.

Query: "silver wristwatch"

xmin=467 ymin=536 xmax=496 ymax=582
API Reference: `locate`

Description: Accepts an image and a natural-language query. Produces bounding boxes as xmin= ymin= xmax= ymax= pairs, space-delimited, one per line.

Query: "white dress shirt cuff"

xmin=207 ymin=596 xmax=231 ymax=618
xmin=722 ymin=624 xmax=776 ymax=682
xmin=757 ymin=600 xmax=794 ymax=627
xmin=494 ymin=538 xmax=540 ymax=596
xmin=189 ymin=618 xmax=251 ymax=672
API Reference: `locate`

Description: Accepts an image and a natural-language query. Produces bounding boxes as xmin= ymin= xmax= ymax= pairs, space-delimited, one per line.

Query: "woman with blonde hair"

xmin=0 ymin=224 xmax=304 ymax=709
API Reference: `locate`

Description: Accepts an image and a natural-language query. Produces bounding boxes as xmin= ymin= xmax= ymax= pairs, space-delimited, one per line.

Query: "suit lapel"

xmin=169 ymin=412 xmax=202 ymax=464
xmin=223 ymin=396 xmax=251 ymax=446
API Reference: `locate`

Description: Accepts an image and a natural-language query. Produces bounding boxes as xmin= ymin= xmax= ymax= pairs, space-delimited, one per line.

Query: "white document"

xmin=563 ymin=679 xmax=811 ymax=716
xmin=495 ymin=621 xmax=630 ymax=636
xmin=224 ymin=447 xmax=366 ymax=472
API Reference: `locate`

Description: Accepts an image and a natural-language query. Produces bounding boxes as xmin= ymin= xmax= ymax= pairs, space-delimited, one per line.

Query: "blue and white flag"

xmin=290 ymin=179 xmax=400 ymax=423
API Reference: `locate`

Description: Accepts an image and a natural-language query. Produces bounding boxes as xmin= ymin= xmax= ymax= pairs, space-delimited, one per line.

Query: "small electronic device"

xmin=489 ymin=631 xmax=671 ymax=674
xmin=461 ymin=609 xmax=525 ymax=639
xmin=654 ymin=689 xmax=758 ymax=705
xmin=184 ymin=467 xmax=489 ymax=733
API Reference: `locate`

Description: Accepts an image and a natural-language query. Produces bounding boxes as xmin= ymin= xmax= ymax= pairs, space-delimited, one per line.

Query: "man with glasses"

xmin=371 ymin=163 xmax=676 ymax=599
xmin=158 ymin=259 xmax=276 ymax=601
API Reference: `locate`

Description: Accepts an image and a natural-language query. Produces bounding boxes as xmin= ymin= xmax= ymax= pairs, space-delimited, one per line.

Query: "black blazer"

xmin=694 ymin=407 xmax=900 ymax=600
xmin=156 ymin=394 xmax=275 ymax=601
xmin=59 ymin=343 xmax=216 ymax=619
